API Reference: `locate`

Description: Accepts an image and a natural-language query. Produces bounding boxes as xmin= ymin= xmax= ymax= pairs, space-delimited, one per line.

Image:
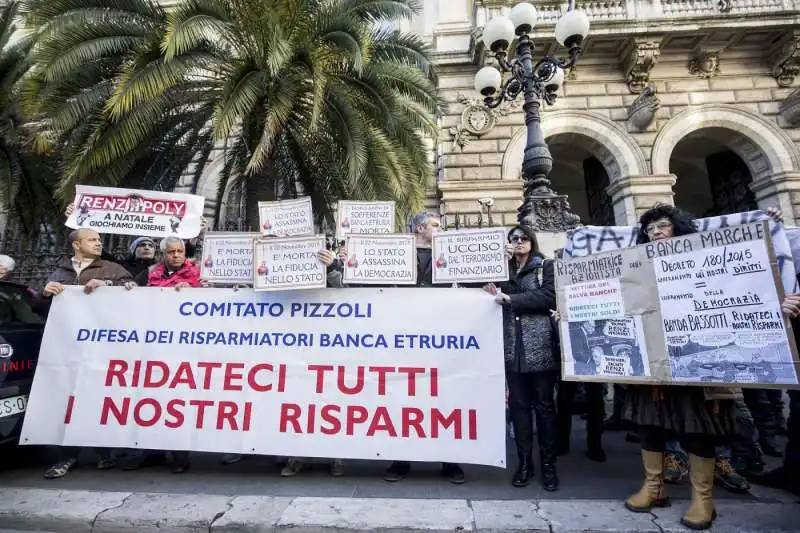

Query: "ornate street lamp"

xmin=474 ymin=1 xmax=590 ymax=231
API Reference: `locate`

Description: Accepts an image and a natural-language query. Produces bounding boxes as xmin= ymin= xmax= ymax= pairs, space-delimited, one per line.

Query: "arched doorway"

xmin=670 ymin=128 xmax=757 ymax=217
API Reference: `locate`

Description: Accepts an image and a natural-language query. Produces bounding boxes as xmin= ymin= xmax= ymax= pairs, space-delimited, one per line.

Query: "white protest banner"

xmin=336 ymin=201 xmax=395 ymax=240
xmin=556 ymin=222 xmax=800 ymax=387
xmin=342 ymin=234 xmax=416 ymax=285
xmin=431 ymin=228 xmax=509 ymax=284
xmin=258 ymin=197 xmax=314 ymax=237
xmin=200 ymin=233 xmax=259 ymax=284
xmin=253 ymin=236 xmax=327 ymax=291
xmin=66 ymin=185 xmax=205 ymax=239
xmin=563 ymin=210 xmax=796 ymax=293
xmin=20 ymin=287 xmax=506 ymax=467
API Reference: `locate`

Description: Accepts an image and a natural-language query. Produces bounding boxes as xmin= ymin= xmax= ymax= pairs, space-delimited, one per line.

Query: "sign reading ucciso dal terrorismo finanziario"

xmin=20 ymin=287 xmax=506 ymax=466
xmin=343 ymin=234 xmax=416 ymax=285
xmin=253 ymin=236 xmax=327 ymax=291
xmin=200 ymin=233 xmax=259 ymax=284
xmin=336 ymin=201 xmax=395 ymax=240
xmin=66 ymin=185 xmax=205 ymax=239
xmin=432 ymin=228 xmax=509 ymax=284
xmin=258 ymin=197 xmax=314 ymax=237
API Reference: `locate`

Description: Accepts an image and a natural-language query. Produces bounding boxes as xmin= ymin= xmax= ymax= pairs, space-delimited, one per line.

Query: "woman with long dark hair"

xmin=624 ymin=204 xmax=738 ymax=530
xmin=488 ymin=224 xmax=559 ymax=491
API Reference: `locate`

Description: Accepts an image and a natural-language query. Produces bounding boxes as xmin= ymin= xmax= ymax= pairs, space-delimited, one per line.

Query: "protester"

xmin=751 ymin=292 xmax=800 ymax=496
xmin=122 ymin=236 xmax=200 ymax=474
xmin=557 ymin=381 xmax=606 ymax=463
xmin=41 ymin=228 xmax=134 ymax=479
xmin=121 ymin=237 xmax=158 ymax=280
xmin=0 ymin=254 xmax=15 ymax=280
xmin=487 ymin=224 xmax=559 ymax=491
xmin=623 ymin=205 xmax=738 ymax=531
xmin=382 ymin=211 xmax=465 ymax=484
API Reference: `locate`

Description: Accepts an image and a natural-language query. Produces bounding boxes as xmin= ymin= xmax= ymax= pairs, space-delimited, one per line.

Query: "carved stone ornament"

xmin=623 ymin=39 xmax=662 ymax=94
xmin=688 ymin=51 xmax=721 ymax=79
xmin=627 ymin=85 xmax=661 ymax=130
xmin=769 ymin=31 xmax=800 ymax=88
xmin=448 ymin=93 xmax=520 ymax=151
xmin=779 ymin=88 xmax=800 ymax=125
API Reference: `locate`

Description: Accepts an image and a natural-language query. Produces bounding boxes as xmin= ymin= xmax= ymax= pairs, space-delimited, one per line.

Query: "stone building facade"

xmin=400 ymin=0 xmax=800 ymax=233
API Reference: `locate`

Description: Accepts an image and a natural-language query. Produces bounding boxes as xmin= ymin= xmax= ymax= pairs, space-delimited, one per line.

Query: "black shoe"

xmin=750 ymin=466 xmax=800 ymax=496
xmin=122 ymin=452 xmax=165 ymax=471
xmin=511 ymin=457 xmax=533 ymax=487
xmin=441 ymin=463 xmax=465 ymax=485
xmin=384 ymin=461 xmax=411 ymax=482
xmin=760 ymin=438 xmax=783 ymax=458
xmin=541 ymin=463 xmax=559 ymax=492
xmin=586 ymin=447 xmax=607 ymax=462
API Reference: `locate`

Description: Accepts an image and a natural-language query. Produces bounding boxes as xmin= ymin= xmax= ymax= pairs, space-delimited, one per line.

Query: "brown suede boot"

xmin=680 ymin=454 xmax=717 ymax=530
xmin=625 ymin=450 xmax=671 ymax=512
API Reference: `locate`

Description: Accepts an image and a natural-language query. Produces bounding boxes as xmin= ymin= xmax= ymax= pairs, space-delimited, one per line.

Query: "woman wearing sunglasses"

xmin=486 ymin=224 xmax=558 ymax=491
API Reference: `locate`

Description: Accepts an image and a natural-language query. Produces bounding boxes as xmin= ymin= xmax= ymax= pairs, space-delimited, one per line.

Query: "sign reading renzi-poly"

xmin=200 ymin=233 xmax=259 ymax=284
xmin=253 ymin=236 xmax=327 ymax=291
xmin=20 ymin=287 xmax=506 ymax=466
xmin=258 ymin=197 xmax=314 ymax=237
xmin=432 ymin=228 xmax=509 ymax=284
xmin=66 ymin=185 xmax=205 ymax=239
xmin=556 ymin=222 xmax=800 ymax=388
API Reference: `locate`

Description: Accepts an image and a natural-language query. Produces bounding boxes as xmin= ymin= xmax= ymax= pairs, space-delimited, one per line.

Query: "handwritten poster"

xmin=257 ymin=197 xmax=314 ymax=237
xmin=342 ymin=234 xmax=416 ymax=285
xmin=431 ymin=228 xmax=509 ymax=284
xmin=200 ymin=233 xmax=259 ymax=284
xmin=336 ymin=201 xmax=395 ymax=240
xmin=253 ymin=236 xmax=326 ymax=291
xmin=556 ymin=222 xmax=800 ymax=388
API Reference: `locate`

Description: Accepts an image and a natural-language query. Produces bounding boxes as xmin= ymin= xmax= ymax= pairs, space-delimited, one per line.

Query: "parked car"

xmin=0 ymin=280 xmax=46 ymax=445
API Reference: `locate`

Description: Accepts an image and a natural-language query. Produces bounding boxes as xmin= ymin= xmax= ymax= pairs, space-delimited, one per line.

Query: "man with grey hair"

xmin=0 ymin=254 xmax=15 ymax=280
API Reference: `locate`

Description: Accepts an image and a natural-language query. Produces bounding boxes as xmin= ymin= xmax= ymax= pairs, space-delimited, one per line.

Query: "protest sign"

xmin=556 ymin=222 xmax=800 ymax=388
xmin=200 ymin=233 xmax=259 ymax=284
xmin=342 ymin=234 xmax=416 ymax=285
xmin=336 ymin=201 xmax=395 ymax=240
xmin=431 ymin=228 xmax=509 ymax=284
xmin=258 ymin=197 xmax=314 ymax=237
xmin=563 ymin=210 xmax=796 ymax=293
xmin=253 ymin=236 xmax=327 ymax=291
xmin=66 ymin=185 xmax=205 ymax=239
xmin=20 ymin=287 xmax=506 ymax=466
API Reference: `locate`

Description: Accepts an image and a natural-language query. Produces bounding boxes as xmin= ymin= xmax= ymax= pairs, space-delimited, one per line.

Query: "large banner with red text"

xmin=20 ymin=287 xmax=506 ymax=467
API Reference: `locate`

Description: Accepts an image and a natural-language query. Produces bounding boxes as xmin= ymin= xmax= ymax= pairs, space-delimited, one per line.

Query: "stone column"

xmin=605 ymin=174 xmax=677 ymax=226
xmin=750 ymin=171 xmax=800 ymax=225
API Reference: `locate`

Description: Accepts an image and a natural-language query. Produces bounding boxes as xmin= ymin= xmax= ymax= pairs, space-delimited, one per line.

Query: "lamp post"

xmin=474 ymin=1 xmax=590 ymax=231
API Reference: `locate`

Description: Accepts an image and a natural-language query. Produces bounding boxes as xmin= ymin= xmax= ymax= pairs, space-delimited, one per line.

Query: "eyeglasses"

xmin=137 ymin=242 xmax=155 ymax=248
xmin=509 ymin=235 xmax=529 ymax=243
xmin=646 ymin=220 xmax=673 ymax=234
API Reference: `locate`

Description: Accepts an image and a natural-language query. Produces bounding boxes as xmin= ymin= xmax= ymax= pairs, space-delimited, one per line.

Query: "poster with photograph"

xmin=336 ymin=201 xmax=395 ymax=240
xmin=257 ymin=197 xmax=314 ymax=237
xmin=342 ymin=234 xmax=416 ymax=285
xmin=555 ymin=221 xmax=800 ymax=388
xmin=200 ymin=232 xmax=259 ymax=284
xmin=65 ymin=185 xmax=205 ymax=239
xmin=431 ymin=228 xmax=509 ymax=284
xmin=252 ymin=236 xmax=327 ymax=291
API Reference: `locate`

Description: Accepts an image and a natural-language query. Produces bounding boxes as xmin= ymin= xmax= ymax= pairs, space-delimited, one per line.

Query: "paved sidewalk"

xmin=0 ymin=488 xmax=797 ymax=533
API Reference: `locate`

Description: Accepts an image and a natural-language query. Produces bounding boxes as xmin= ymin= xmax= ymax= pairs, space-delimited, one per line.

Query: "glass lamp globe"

xmin=509 ymin=2 xmax=538 ymax=35
xmin=474 ymin=66 xmax=502 ymax=96
xmin=544 ymin=65 xmax=565 ymax=92
xmin=483 ymin=16 xmax=515 ymax=53
xmin=554 ymin=9 xmax=590 ymax=48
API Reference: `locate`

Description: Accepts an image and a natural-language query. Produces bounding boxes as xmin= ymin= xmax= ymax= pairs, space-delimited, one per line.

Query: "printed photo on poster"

xmin=257 ymin=197 xmax=314 ymax=237
xmin=252 ymin=236 xmax=326 ymax=291
xmin=431 ymin=228 xmax=508 ymax=284
xmin=66 ymin=185 xmax=205 ymax=239
xmin=561 ymin=316 xmax=649 ymax=378
xmin=336 ymin=201 xmax=395 ymax=240
xmin=342 ymin=234 xmax=416 ymax=285
xmin=200 ymin=232 xmax=259 ymax=284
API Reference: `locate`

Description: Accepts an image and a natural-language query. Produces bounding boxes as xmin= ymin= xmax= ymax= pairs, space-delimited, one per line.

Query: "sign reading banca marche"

xmin=66 ymin=185 xmax=205 ymax=239
xmin=432 ymin=228 xmax=509 ymax=284
xmin=252 ymin=236 xmax=327 ymax=291
xmin=343 ymin=234 xmax=416 ymax=285
xmin=200 ymin=233 xmax=259 ymax=284
xmin=20 ymin=287 xmax=506 ymax=466
xmin=257 ymin=197 xmax=314 ymax=237
xmin=336 ymin=201 xmax=395 ymax=240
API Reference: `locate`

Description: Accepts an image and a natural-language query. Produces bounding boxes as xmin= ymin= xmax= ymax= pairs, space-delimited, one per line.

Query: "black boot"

xmin=511 ymin=455 xmax=533 ymax=487
xmin=542 ymin=462 xmax=559 ymax=492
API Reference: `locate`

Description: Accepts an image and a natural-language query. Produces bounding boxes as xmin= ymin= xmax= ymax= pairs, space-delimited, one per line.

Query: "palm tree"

xmin=22 ymin=0 xmax=442 ymax=228
xmin=0 ymin=1 xmax=59 ymax=236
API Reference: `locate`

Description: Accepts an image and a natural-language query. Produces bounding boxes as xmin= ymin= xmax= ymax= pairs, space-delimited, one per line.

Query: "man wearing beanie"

xmin=121 ymin=237 xmax=158 ymax=280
